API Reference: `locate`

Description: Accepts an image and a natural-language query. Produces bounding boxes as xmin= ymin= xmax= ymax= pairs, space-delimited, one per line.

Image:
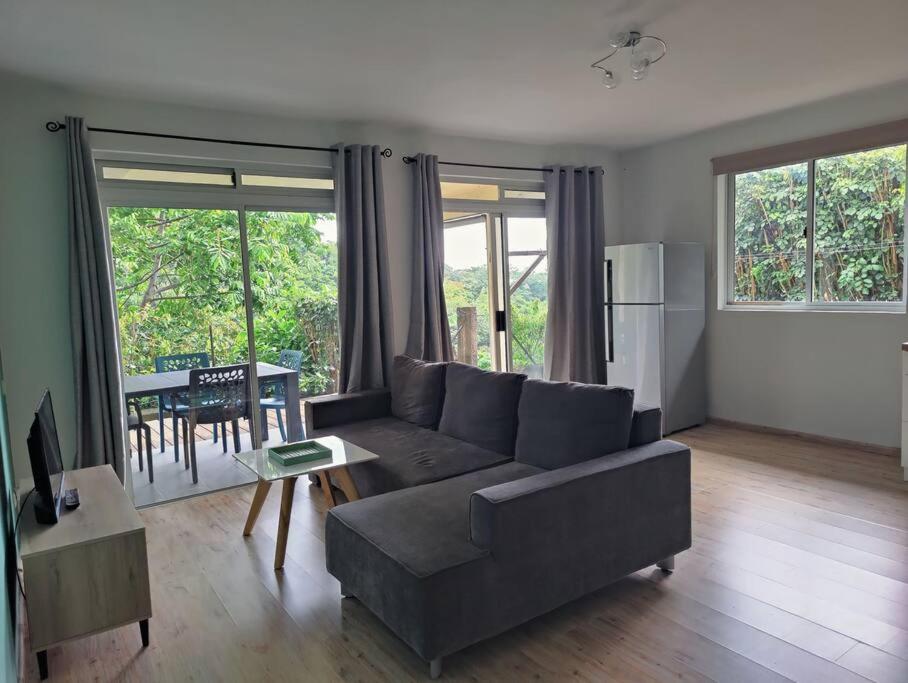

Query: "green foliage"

xmin=734 ymin=145 xmax=905 ymax=302
xmin=443 ymin=263 xmax=547 ymax=375
xmin=109 ymin=208 xmax=338 ymax=397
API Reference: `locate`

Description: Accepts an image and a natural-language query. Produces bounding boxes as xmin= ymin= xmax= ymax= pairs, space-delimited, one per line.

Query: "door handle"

xmin=494 ymin=310 xmax=506 ymax=333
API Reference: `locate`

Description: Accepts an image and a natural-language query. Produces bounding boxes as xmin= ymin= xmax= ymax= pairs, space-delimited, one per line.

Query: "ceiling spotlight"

xmin=591 ymin=30 xmax=666 ymax=89
xmin=601 ymin=70 xmax=619 ymax=89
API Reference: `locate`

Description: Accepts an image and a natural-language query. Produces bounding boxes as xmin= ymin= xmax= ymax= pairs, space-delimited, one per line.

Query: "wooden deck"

xmin=128 ymin=401 xmax=304 ymax=453
xmin=127 ymin=401 xmax=307 ymax=508
xmin=24 ymin=422 xmax=908 ymax=682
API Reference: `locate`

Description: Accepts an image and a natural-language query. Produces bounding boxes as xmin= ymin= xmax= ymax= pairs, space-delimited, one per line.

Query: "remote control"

xmin=64 ymin=488 xmax=80 ymax=510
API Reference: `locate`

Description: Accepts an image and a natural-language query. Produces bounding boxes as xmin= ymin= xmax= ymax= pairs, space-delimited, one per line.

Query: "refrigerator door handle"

xmin=605 ymin=259 xmax=614 ymax=363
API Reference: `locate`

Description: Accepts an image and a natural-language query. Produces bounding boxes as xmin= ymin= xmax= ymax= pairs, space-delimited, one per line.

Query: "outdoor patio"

xmin=128 ymin=401 xmax=306 ymax=508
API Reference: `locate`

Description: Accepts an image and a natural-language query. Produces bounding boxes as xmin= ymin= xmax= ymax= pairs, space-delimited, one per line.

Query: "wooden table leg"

xmin=333 ymin=466 xmax=360 ymax=503
xmin=243 ymin=480 xmax=272 ymax=536
xmin=274 ymin=477 xmax=297 ymax=570
xmin=317 ymin=471 xmax=337 ymax=508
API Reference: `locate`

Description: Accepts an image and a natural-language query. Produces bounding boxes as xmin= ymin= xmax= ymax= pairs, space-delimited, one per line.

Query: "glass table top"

xmin=233 ymin=436 xmax=379 ymax=481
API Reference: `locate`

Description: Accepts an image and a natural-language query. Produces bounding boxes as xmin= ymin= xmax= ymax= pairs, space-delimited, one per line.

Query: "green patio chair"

xmin=259 ymin=350 xmax=304 ymax=442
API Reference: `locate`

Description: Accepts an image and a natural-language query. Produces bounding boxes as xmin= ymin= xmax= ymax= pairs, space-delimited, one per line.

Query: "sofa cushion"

xmin=438 ymin=363 xmax=526 ymax=456
xmin=328 ymin=460 xmax=542 ymax=579
xmin=310 ymin=417 xmax=511 ymax=498
xmin=515 ymin=380 xmax=635 ymax=469
xmin=390 ymin=355 xmax=447 ymax=428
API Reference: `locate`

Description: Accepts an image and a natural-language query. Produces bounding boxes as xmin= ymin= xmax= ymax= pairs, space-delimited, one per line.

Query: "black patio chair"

xmin=173 ymin=364 xmax=254 ymax=484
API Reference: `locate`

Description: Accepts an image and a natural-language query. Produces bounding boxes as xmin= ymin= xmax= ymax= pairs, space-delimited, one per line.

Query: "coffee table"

xmin=233 ymin=436 xmax=379 ymax=570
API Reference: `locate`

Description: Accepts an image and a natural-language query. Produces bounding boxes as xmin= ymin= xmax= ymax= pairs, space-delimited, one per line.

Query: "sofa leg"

xmin=340 ymin=584 xmax=353 ymax=598
xmin=429 ymin=657 xmax=442 ymax=679
xmin=657 ymin=555 xmax=675 ymax=573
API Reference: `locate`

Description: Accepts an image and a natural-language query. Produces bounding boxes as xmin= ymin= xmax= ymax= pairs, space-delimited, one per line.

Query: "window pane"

xmin=813 ymin=145 xmax=906 ymax=302
xmin=440 ymin=182 xmax=499 ymax=201
xmin=102 ymin=166 xmax=234 ymax=186
xmin=246 ymin=211 xmax=339 ymax=409
xmin=503 ymin=189 xmax=545 ymax=200
xmin=443 ymin=217 xmax=493 ymax=370
xmin=241 ymin=174 xmax=334 ymax=190
xmin=507 ymin=217 xmax=547 ymax=378
xmin=733 ymin=163 xmax=808 ymax=302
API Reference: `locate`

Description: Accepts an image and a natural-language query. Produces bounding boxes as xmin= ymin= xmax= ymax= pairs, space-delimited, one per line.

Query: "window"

xmin=503 ymin=188 xmax=546 ymax=200
xmin=241 ymin=174 xmax=334 ymax=190
xmin=723 ymin=143 xmax=906 ymax=310
xmin=440 ymin=182 xmax=500 ymax=201
xmin=102 ymin=165 xmax=234 ymax=186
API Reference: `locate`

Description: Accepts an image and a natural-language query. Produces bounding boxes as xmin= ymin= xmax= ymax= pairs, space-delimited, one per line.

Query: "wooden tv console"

xmin=18 ymin=465 xmax=151 ymax=679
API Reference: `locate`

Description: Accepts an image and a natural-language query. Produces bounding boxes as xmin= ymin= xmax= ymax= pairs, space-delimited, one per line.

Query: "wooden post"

xmin=457 ymin=307 xmax=478 ymax=366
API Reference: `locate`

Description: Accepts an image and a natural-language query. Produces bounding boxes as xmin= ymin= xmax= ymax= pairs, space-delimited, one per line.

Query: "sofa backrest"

xmin=438 ymin=362 xmax=526 ymax=456
xmin=514 ymin=379 xmax=635 ymax=469
xmin=390 ymin=355 xmax=448 ymax=428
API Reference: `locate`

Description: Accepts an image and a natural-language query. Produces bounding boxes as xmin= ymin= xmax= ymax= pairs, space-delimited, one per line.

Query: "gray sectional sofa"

xmin=305 ymin=356 xmax=691 ymax=679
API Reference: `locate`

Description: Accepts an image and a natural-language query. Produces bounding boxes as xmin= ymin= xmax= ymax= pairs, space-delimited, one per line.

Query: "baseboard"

xmin=706 ymin=417 xmax=899 ymax=458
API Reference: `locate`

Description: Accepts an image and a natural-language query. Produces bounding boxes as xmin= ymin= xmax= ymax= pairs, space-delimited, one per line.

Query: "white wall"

xmin=0 ymin=70 xmax=620 ymax=478
xmin=619 ymin=81 xmax=908 ymax=447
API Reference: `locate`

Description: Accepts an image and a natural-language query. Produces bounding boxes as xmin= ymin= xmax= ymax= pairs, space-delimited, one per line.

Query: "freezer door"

xmin=606 ymin=303 xmax=664 ymax=411
xmin=604 ymin=243 xmax=663 ymax=304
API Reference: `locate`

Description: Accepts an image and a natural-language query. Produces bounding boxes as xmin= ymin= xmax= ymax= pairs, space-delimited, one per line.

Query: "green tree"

xmin=109 ymin=208 xmax=339 ymax=397
xmin=734 ymin=146 xmax=905 ymax=302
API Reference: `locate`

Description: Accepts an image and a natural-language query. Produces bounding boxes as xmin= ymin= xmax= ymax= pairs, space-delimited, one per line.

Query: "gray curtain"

xmin=66 ymin=116 xmax=128 ymax=480
xmin=334 ymin=144 xmax=393 ymax=393
xmin=405 ymin=154 xmax=453 ymax=361
xmin=544 ymin=166 xmax=606 ymax=384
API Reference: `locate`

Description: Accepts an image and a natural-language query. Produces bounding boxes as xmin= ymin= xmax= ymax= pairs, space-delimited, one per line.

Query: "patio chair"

xmin=173 ymin=363 xmax=254 ymax=484
xmin=127 ymin=399 xmax=153 ymax=483
xmin=259 ymin=349 xmax=304 ymax=443
xmin=154 ymin=352 xmax=225 ymax=459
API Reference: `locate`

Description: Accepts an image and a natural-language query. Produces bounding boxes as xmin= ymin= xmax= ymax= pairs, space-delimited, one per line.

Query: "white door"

xmin=606 ymin=303 xmax=664 ymax=410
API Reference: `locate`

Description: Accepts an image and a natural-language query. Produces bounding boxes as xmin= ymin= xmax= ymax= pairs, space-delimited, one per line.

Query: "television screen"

xmin=27 ymin=390 xmax=65 ymax=524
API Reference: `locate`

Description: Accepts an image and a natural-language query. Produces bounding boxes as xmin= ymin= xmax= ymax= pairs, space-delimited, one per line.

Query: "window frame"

xmin=440 ymin=174 xmax=547 ymax=372
xmin=717 ymin=142 xmax=908 ymax=313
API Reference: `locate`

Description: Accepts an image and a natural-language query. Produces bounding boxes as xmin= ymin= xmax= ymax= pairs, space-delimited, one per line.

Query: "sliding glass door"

xmin=442 ymin=212 xmax=548 ymax=375
xmin=245 ymin=210 xmax=339 ymax=446
xmin=107 ymin=202 xmax=338 ymax=504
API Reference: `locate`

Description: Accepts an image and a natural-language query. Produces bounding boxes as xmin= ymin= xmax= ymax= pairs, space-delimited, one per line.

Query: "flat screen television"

xmin=26 ymin=390 xmax=65 ymax=525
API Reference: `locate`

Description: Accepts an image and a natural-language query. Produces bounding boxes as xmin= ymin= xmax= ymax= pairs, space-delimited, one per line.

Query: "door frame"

xmin=100 ymin=192 xmax=337 ymax=498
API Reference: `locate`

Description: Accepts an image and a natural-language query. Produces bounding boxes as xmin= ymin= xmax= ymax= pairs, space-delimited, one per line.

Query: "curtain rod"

xmin=44 ymin=121 xmax=392 ymax=158
xmin=401 ymin=155 xmax=604 ymax=175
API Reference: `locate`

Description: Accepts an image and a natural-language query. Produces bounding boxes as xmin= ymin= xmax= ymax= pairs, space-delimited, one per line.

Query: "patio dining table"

xmin=123 ymin=362 xmax=303 ymax=445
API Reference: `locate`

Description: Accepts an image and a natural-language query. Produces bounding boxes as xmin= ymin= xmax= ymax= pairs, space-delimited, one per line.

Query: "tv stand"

xmin=19 ymin=465 xmax=151 ymax=679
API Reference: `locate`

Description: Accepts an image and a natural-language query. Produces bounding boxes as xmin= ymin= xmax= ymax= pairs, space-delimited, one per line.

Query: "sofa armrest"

xmin=469 ymin=440 xmax=690 ymax=564
xmin=304 ymin=389 xmax=391 ymax=432
xmin=629 ymin=404 xmax=662 ymax=447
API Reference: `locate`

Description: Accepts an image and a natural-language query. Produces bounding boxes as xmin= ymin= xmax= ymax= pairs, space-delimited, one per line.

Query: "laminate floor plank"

xmin=22 ymin=423 xmax=908 ymax=682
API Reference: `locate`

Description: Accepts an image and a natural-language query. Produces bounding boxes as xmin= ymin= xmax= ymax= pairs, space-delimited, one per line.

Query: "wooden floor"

xmin=23 ymin=423 xmax=908 ymax=682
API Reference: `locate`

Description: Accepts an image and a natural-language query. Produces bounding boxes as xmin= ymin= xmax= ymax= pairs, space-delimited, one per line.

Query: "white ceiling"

xmin=3 ymin=0 xmax=908 ymax=148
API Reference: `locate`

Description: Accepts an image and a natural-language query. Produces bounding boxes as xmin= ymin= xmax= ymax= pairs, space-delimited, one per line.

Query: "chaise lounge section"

xmin=306 ymin=357 xmax=691 ymax=678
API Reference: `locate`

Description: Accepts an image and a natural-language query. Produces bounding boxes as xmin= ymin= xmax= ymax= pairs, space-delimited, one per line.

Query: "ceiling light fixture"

xmin=591 ymin=30 xmax=667 ymax=88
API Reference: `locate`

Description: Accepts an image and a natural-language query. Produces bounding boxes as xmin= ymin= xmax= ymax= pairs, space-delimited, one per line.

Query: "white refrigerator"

xmin=604 ymin=242 xmax=705 ymax=434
